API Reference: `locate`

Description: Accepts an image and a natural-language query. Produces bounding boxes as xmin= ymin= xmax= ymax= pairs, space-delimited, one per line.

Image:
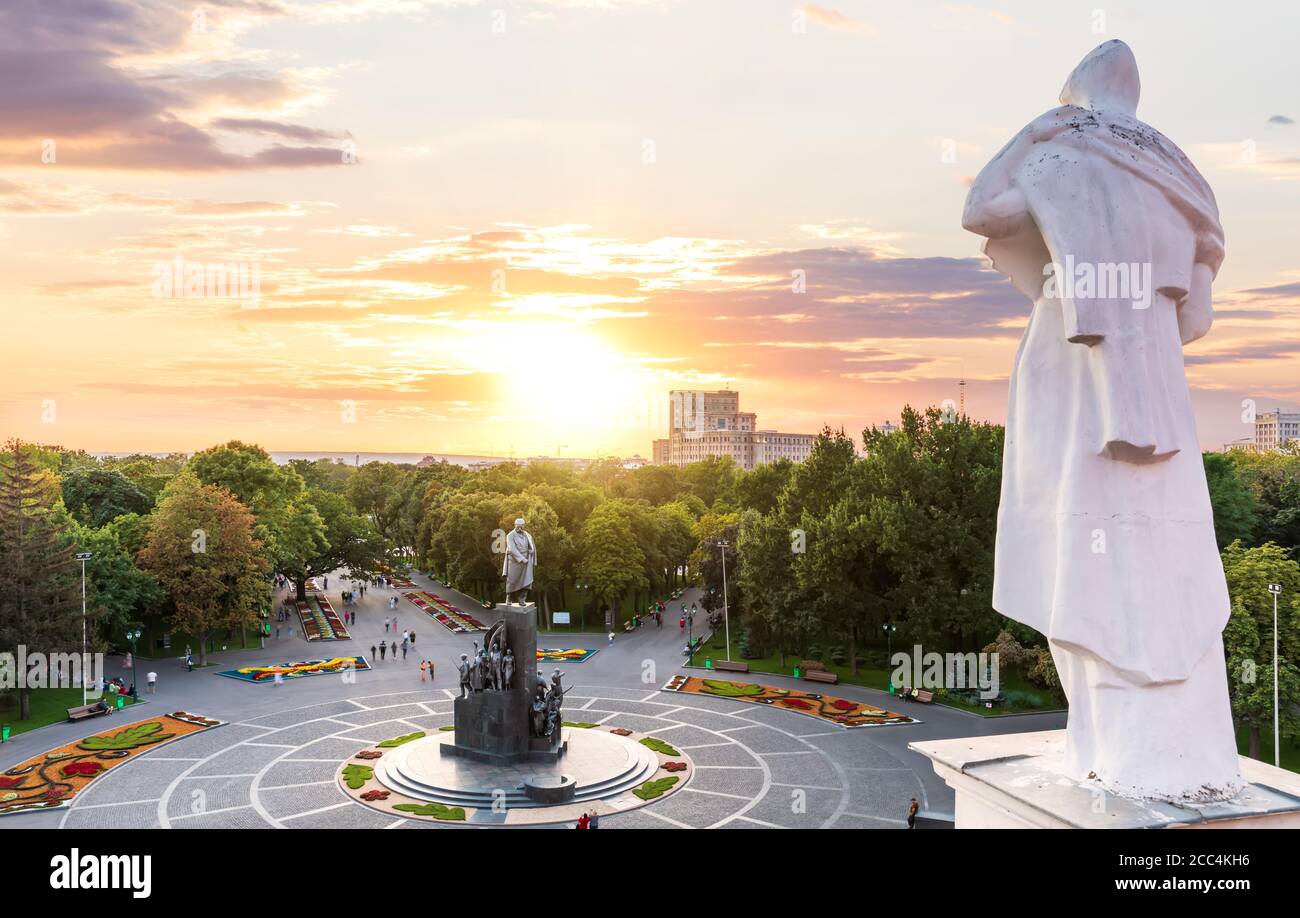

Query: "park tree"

xmin=1233 ymin=451 xmax=1300 ymax=555
xmin=858 ymin=406 xmax=1003 ymax=650
xmin=0 ymin=440 xmax=88 ymax=721
xmin=629 ymin=463 xmax=683 ymax=506
xmin=691 ymin=512 xmax=740 ymax=616
xmin=64 ymin=520 xmax=164 ymax=642
xmin=735 ymin=458 xmax=795 ymax=515
xmin=778 ymin=428 xmax=856 ymax=521
xmin=577 ymin=501 xmax=647 ymax=623
xmin=428 ymin=491 xmax=509 ymax=601
xmin=737 ymin=508 xmax=812 ymax=665
xmin=680 ymin=455 xmax=738 ymax=509
xmin=61 ymin=466 xmax=153 ymax=528
xmin=191 ymin=441 xmax=301 ymax=516
xmin=1204 ymin=452 xmax=1260 ymax=549
xmin=655 ymin=500 xmax=697 ymax=589
xmin=289 ymin=458 xmax=355 ymax=494
xmin=1220 ymin=540 xmax=1300 ymax=661
xmin=1222 ymin=598 xmax=1300 ymax=761
xmin=138 ymin=472 xmax=268 ymax=665
xmin=1219 ymin=541 xmax=1300 ymax=760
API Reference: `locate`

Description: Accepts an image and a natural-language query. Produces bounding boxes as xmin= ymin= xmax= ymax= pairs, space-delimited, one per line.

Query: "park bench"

xmin=915 ymin=689 xmax=935 ymax=703
xmin=623 ymin=619 xmax=638 ymax=633
xmin=67 ymin=702 xmax=110 ymax=722
xmin=713 ymin=660 xmax=748 ymax=673
xmin=803 ymin=669 xmax=838 ymax=685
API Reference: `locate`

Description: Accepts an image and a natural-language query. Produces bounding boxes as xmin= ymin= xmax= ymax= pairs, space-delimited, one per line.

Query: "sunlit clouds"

xmin=2 ymin=1 xmax=1298 ymax=457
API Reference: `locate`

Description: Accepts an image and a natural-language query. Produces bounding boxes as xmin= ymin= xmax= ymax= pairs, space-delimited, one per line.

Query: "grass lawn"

xmin=1236 ymin=727 xmax=1300 ymax=775
xmin=0 ymin=687 xmax=143 ymax=738
xmin=689 ymin=630 xmax=1061 ymax=716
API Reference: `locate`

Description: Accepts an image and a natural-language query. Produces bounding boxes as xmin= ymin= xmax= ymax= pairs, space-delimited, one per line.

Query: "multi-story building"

xmin=1224 ymin=409 xmax=1300 ymax=453
xmin=1254 ymin=409 xmax=1300 ymax=452
xmin=653 ymin=390 xmax=815 ymax=470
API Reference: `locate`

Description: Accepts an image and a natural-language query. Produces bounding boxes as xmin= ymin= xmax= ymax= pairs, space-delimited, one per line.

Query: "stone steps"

xmin=375 ymin=731 xmax=661 ymax=809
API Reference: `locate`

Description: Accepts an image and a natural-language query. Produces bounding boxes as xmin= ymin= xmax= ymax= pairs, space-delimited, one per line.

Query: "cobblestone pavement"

xmin=0 ymin=572 xmax=1066 ymax=829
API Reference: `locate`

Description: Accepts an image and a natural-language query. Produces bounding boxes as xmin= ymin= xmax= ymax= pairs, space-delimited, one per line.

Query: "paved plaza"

xmin=0 ymin=573 xmax=1065 ymax=829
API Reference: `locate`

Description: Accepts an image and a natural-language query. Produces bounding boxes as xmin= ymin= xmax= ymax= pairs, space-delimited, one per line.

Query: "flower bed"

xmin=661 ymin=674 xmax=917 ymax=728
xmin=0 ymin=713 xmax=222 ymax=816
xmin=315 ymin=595 xmax=350 ymax=640
xmin=403 ymin=591 xmax=486 ymax=632
xmin=536 ymin=647 xmax=597 ymax=663
xmin=297 ymin=597 xmax=349 ymax=641
xmin=216 ymin=656 xmax=371 ymax=683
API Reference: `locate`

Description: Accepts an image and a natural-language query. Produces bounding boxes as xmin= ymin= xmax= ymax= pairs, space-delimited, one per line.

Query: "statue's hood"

xmin=1060 ymin=39 xmax=1140 ymax=117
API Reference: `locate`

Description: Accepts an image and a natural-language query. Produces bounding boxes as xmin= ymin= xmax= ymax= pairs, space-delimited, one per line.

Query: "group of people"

xmin=574 ymin=812 xmax=600 ymax=829
xmin=370 ymin=628 xmax=417 ymax=662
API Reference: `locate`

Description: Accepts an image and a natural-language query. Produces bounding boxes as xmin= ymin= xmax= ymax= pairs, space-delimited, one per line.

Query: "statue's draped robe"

xmin=503 ymin=529 xmax=536 ymax=595
xmin=967 ymin=104 xmax=1230 ymax=690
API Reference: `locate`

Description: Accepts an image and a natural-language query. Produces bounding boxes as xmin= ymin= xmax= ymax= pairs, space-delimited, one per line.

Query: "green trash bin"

xmin=1 ymin=724 xmax=10 ymax=743
xmin=705 ymin=658 xmax=712 ymax=670
xmin=793 ymin=667 xmax=801 ymax=679
xmin=116 ymin=695 xmax=125 ymax=711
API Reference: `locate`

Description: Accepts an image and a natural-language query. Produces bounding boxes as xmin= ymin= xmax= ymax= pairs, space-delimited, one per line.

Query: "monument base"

xmin=440 ymin=734 xmax=567 ymax=765
xmin=910 ymin=730 xmax=1300 ymax=829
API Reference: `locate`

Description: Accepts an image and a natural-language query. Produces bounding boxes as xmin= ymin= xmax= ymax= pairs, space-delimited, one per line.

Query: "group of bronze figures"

xmin=531 ymin=668 xmax=568 ymax=740
xmin=456 ymin=639 xmax=515 ymax=695
xmin=454 ymin=640 xmax=568 ymax=741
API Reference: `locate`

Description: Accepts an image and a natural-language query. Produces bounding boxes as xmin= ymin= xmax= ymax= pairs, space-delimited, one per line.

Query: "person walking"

xmin=390 ymin=640 xmax=397 ymax=660
xmin=907 ymin=798 xmax=919 ymax=829
xmin=419 ymin=660 xmax=428 ymax=682
xmin=409 ymin=630 xmax=416 ymax=646
xmin=608 ymin=631 xmax=615 ymax=646
xmin=379 ymin=643 xmax=386 ymax=661
xmin=401 ymin=640 xmax=409 ymax=661
xmin=371 ymin=644 xmax=378 ymax=661
xmin=146 ymin=671 xmax=157 ymax=694
xmin=589 ymin=812 xmax=600 ymax=829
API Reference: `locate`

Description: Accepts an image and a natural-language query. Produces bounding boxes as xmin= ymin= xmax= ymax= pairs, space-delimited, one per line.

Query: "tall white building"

xmin=652 ymin=390 xmax=815 ymax=470
xmin=1224 ymin=409 xmax=1300 ymax=453
xmin=1254 ymin=409 xmax=1300 ymax=452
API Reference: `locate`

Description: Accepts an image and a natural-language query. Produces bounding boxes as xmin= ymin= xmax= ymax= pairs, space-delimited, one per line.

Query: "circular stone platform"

xmin=341 ymin=725 xmax=693 ymax=826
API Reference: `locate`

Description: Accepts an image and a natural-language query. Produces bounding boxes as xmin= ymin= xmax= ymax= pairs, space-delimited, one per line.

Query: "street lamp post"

xmin=883 ymin=622 xmax=896 ymax=664
xmin=1268 ymin=582 xmax=1282 ymax=768
xmin=75 ymin=552 xmax=92 ymax=705
xmin=126 ymin=628 xmax=141 ymax=701
xmin=718 ymin=540 xmax=731 ymax=663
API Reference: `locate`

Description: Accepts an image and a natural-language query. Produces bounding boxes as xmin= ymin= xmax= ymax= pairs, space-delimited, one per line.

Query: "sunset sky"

xmin=3 ymin=0 xmax=1299 ymax=459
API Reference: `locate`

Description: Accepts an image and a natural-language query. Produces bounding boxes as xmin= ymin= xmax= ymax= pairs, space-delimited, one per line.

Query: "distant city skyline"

xmin=3 ymin=1 xmax=1298 ymax=457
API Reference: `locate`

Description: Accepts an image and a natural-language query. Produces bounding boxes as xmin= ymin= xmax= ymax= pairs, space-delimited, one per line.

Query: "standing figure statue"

xmin=501 ymin=517 xmax=537 ymax=605
xmin=488 ymin=640 xmax=503 ymax=692
xmin=962 ymin=39 xmax=1242 ymax=801
xmin=502 ymin=647 xmax=515 ymax=691
xmin=530 ymin=671 xmax=549 ymax=737
xmin=544 ymin=669 xmax=567 ymax=739
xmin=456 ymin=653 xmax=472 ymax=699
xmin=468 ymin=641 xmax=483 ymax=693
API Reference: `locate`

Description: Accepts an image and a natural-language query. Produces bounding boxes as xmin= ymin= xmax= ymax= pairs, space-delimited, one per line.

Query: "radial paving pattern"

xmin=52 ymin=686 xmax=923 ymax=829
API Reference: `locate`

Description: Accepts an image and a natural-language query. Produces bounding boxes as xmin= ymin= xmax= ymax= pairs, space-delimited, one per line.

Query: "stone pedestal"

xmin=911 ymin=730 xmax=1300 ymax=829
xmin=442 ymin=603 xmax=565 ymax=765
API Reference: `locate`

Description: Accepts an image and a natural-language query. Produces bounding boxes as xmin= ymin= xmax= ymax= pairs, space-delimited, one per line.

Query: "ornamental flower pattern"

xmin=0 ymin=713 xmax=222 ymax=817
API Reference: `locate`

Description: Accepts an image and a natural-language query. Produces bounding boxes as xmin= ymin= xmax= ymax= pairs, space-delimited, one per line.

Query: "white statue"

xmin=962 ymin=40 xmax=1243 ymax=801
xmin=502 ymin=517 xmax=537 ymax=605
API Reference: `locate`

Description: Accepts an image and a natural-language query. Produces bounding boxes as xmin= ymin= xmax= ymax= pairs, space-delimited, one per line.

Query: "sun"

xmin=461 ymin=323 xmax=653 ymax=453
